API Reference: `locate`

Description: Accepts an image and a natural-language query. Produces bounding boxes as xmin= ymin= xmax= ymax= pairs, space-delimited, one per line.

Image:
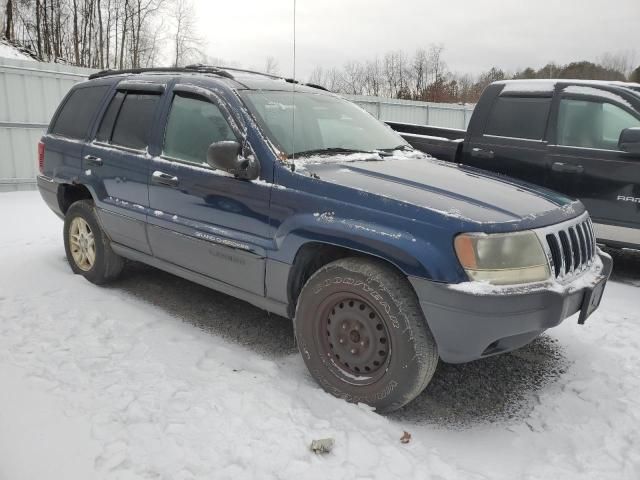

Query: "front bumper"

xmin=409 ymin=251 xmax=613 ymax=364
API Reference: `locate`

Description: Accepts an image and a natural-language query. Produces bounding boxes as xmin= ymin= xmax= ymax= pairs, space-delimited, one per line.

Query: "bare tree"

xmin=264 ymin=56 xmax=279 ymax=75
xmin=172 ymin=0 xmax=202 ymax=67
xmin=3 ymin=0 xmax=13 ymax=38
xmin=341 ymin=60 xmax=365 ymax=94
xmin=363 ymin=57 xmax=383 ymax=96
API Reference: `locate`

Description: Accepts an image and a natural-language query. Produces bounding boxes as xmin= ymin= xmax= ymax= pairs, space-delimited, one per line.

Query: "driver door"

xmin=546 ymin=89 xmax=640 ymax=238
xmin=146 ymin=84 xmax=272 ymax=295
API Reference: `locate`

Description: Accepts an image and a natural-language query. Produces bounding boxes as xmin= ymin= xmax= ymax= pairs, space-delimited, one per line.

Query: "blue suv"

xmin=37 ymin=66 xmax=612 ymax=412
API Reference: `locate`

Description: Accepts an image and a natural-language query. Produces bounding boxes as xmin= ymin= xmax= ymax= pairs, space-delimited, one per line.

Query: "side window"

xmin=108 ymin=92 xmax=160 ymax=150
xmin=51 ymin=85 xmax=109 ymax=139
xmin=557 ymin=99 xmax=640 ymax=150
xmin=96 ymin=91 xmax=125 ymax=143
xmin=163 ymin=94 xmax=236 ymax=164
xmin=485 ymin=96 xmax=551 ymax=140
xmin=603 ymin=103 xmax=640 ymax=145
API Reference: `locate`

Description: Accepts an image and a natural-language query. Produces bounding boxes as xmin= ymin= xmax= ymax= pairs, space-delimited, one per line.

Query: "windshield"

xmin=240 ymin=91 xmax=409 ymax=157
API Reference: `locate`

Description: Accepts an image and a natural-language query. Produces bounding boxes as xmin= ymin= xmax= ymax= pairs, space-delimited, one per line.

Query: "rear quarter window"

xmin=485 ymin=96 xmax=551 ymax=140
xmin=50 ymin=85 xmax=110 ymax=139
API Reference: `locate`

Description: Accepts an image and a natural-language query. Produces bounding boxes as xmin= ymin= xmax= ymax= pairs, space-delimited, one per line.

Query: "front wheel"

xmin=295 ymin=257 xmax=438 ymax=412
xmin=63 ymin=200 xmax=124 ymax=284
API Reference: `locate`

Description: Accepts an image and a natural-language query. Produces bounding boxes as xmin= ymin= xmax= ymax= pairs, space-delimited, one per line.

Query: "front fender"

xmin=271 ymin=212 xmax=461 ymax=282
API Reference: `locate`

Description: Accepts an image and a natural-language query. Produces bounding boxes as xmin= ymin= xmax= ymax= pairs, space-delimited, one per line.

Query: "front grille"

xmin=544 ymin=217 xmax=596 ymax=279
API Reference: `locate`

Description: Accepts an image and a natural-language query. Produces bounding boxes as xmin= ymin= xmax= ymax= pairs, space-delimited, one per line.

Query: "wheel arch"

xmin=57 ymin=183 xmax=94 ymax=215
xmin=284 ymin=234 xmax=439 ymax=318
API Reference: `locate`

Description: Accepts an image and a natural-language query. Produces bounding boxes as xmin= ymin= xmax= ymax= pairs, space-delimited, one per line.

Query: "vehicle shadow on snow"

xmin=107 ymin=262 xmax=297 ymax=358
xmin=108 ymin=261 xmax=574 ymax=427
xmin=391 ymin=336 xmax=569 ymax=427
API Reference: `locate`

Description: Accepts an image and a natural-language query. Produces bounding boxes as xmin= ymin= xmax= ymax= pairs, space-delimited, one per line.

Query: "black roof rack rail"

xmin=304 ymin=82 xmax=329 ymax=92
xmin=205 ymin=65 xmax=282 ymax=80
xmin=187 ymin=65 xmax=332 ymax=91
xmin=88 ymin=65 xmax=235 ymax=81
xmin=87 ymin=63 xmax=332 ymax=92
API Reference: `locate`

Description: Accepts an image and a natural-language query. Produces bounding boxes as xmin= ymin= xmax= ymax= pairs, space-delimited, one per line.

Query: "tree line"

xmin=1 ymin=0 xmax=202 ymax=69
xmin=309 ymin=47 xmax=640 ymax=104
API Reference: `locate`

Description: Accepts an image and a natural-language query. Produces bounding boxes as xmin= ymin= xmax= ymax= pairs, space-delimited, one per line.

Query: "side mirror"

xmin=619 ymin=127 xmax=640 ymax=155
xmin=206 ymin=140 xmax=259 ymax=179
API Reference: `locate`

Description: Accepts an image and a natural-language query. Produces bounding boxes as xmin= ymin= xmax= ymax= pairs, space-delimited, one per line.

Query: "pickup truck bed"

xmin=388 ymin=79 xmax=640 ymax=250
xmin=387 ymin=121 xmax=464 ymax=163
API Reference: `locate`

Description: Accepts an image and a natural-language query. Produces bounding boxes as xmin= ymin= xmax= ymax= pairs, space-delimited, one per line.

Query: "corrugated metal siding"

xmin=342 ymin=94 xmax=475 ymax=130
xmin=0 ymin=58 xmax=94 ymax=185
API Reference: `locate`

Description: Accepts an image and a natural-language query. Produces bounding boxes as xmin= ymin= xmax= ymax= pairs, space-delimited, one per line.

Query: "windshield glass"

xmin=240 ymin=91 xmax=409 ymax=157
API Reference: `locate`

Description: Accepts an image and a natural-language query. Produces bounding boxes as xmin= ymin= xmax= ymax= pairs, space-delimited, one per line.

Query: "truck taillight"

xmin=38 ymin=141 xmax=45 ymax=174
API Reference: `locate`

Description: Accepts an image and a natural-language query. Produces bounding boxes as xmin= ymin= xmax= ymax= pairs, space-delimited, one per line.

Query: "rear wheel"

xmin=295 ymin=257 xmax=438 ymax=412
xmin=63 ymin=200 xmax=124 ymax=284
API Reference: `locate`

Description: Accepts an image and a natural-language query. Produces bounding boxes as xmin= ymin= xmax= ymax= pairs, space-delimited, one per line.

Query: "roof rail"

xmin=189 ymin=65 xmax=332 ymax=91
xmin=87 ymin=63 xmax=332 ymax=92
xmin=88 ymin=65 xmax=235 ymax=81
xmin=204 ymin=65 xmax=282 ymax=80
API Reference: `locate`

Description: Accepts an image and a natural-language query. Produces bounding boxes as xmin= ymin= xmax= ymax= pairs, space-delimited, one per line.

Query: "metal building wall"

xmin=342 ymin=94 xmax=475 ymax=129
xmin=0 ymin=58 xmax=94 ymax=188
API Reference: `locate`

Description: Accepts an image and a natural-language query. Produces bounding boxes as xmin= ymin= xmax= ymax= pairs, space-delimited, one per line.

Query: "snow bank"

xmin=0 ymin=191 xmax=639 ymax=479
xmin=0 ymin=40 xmax=34 ymax=61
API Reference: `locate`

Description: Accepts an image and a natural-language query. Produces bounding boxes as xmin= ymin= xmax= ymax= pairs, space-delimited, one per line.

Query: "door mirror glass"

xmin=619 ymin=127 xmax=640 ymax=154
xmin=206 ymin=141 xmax=259 ymax=179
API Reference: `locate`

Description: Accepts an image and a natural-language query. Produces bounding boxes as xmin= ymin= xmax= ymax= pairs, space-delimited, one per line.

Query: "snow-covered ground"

xmin=0 ymin=40 xmax=34 ymax=61
xmin=0 ymin=190 xmax=638 ymax=480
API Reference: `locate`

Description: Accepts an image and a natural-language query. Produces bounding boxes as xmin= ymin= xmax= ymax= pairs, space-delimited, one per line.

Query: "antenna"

xmin=291 ymin=0 xmax=297 ymax=166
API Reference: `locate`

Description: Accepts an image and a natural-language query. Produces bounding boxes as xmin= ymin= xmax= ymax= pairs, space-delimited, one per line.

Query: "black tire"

xmin=63 ymin=200 xmax=124 ymax=285
xmin=295 ymin=257 xmax=438 ymax=412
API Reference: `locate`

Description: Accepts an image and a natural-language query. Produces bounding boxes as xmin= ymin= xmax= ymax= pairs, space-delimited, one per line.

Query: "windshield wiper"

xmin=289 ymin=147 xmax=377 ymax=158
xmin=378 ymin=144 xmax=414 ymax=153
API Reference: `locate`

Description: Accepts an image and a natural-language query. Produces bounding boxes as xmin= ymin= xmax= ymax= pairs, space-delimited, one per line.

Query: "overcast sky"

xmin=194 ymin=0 xmax=639 ymax=79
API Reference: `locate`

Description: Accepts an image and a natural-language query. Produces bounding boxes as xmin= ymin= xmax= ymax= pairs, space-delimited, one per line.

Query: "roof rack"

xmin=87 ymin=63 xmax=332 ymax=92
xmin=88 ymin=65 xmax=235 ymax=81
xmin=195 ymin=65 xmax=331 ymax=91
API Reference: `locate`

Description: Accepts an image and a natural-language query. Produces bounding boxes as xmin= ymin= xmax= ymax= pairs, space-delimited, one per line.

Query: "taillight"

xmin=38 ymin=141 xmax=45 ymax=174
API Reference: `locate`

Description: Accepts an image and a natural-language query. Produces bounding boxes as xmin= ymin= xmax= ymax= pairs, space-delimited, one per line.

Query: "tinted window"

xmin=163 ymin=94 xmax=236 ymax=164
xmin=51 ymin=85 xmax=109 ymax=139
xmin=96 ymin=91 xmax=125 ymax=143
xmin=111 ymin=93 xmax=160 ymax=150
xmin=557 ymin=99 xmax=640 ymax=150
xmin=485 ymin=97 xmax=551 ymax=140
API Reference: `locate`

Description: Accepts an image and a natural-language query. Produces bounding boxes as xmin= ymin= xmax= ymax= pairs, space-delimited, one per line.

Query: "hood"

xmin=296 ymin=153 xmax=583 ymax=228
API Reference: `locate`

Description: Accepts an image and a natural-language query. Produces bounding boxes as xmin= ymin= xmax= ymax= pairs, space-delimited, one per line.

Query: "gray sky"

xmin=194 ymin=0 xmax=639 ymax=79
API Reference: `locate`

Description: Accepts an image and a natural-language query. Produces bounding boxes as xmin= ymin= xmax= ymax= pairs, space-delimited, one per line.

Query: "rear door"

xmin=44 ymin=84 xmax=110 ymax=182
xmin=82 ymin=83 xmax=165 ymax=254
xmin=463 ymin=94 xmax=552 ymax=186
xmin=146 ymin=83 xmax=272 ymax=296
xmin=546 ymin=86 xmax=640 ymax=245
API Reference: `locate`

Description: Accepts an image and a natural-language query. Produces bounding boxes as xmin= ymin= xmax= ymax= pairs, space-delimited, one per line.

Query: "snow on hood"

xmin=294 ymin=150 xmax=581 ymax=227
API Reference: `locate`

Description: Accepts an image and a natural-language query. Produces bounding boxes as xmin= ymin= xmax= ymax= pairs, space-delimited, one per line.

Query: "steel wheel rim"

xmin=316 ymin=292 xmax=391 ymax=386
xmin=69 ymin=217 xmax=96 ymax=272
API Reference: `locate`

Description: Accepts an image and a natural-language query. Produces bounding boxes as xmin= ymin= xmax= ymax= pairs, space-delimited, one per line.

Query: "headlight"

xmin=454 ymin=231 xmax=550 ymax=285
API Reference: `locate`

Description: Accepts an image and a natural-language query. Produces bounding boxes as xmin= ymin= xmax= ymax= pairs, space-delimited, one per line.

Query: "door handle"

xmin=551 ymin=162 xmax=584 ymax=174
xmin=471 ymin=148 xmax=495 ymax=159
xmin=84 ymin=155 xmax=103 ymax=167
xmin=151 ymin=170 xmax=179 ymax=187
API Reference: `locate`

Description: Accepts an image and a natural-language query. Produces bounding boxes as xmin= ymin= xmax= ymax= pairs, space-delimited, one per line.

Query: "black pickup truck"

xmin=389 ymin=80 xmax=640 ymax=250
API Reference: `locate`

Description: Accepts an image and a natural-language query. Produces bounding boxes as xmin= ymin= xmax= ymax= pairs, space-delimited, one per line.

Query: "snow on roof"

xmin=0 ymin=39 xmax=36 ymax=61
xmin=501 ymin=80 xmax=556 ymax=94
